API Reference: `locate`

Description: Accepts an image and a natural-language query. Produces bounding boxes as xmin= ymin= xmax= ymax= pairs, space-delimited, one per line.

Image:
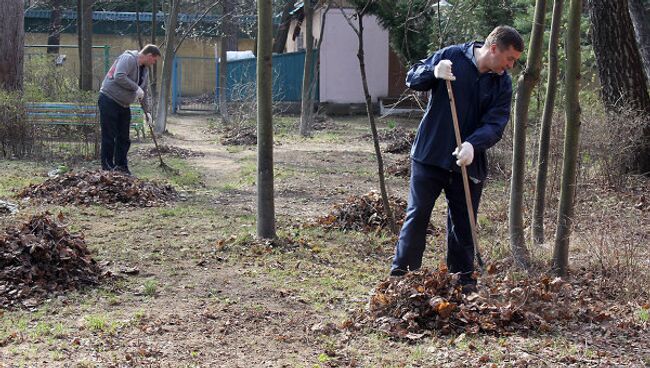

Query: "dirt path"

xmin=161 ymin=114 xmax=404 ymax=218
xmin=163 ymin=115 xmax=244 ymax=188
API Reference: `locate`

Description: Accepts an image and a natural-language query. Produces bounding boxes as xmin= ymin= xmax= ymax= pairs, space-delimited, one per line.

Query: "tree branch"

xmin=174 ymin=0 xmax=224 ymax=54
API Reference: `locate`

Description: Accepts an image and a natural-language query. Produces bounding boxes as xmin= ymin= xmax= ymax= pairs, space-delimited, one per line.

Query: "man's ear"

xmin=489 ymin=43 xmax=498 ymax=55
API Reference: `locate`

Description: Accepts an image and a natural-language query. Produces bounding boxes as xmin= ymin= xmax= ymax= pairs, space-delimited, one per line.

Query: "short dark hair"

xmin=140 ymin=44 xmax=161 ymax=57
xmin=485 ymin=26 xmax=524 ymax=52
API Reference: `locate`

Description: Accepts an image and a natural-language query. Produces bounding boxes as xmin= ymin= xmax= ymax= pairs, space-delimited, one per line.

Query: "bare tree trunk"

xmin=218 ymin=37 xmax=229 ymax=123
xmin=306 ymin=2 xmax=331 ymax=116
xmin=553 ymin=0 xmax=582 ymax=276
xmin=591 ymin=0 xmax=650 ymax=112
xmin=47 ymin=0 xmax=63 ymax=54
xmin=509 ymin=0 xmax=547 ymax=268
xmin=533 ymin=0 xmax=564 ymax=245
xmin=223 ymin=0 xmax=238 ymax=51
xmin=343 ymin=8 xmax=397 ymax=235
xmin=135 ymin=0 xmax=144 ymax=49
xmin=272 ymin=0 xmax=293 ymax=54
xmin=219 ymin=0 xmax=237 ymax=123
xmin=0 ymin=0 xmax=24 ymax=92
xmin=77 ymin=0 xmax=82 ymax=72
xmin=152 ymin=0 xmax=158 ymax=46
xmin=150 ymin=0 xmax=159 ymax=109
xmin=628 ymin=0 xmax=650 ymax=81
xmin=257 ymin=0 xmax=276 ymax=239
xmin=299 ymin=0 xmax=315 ymax=136
xmin=160 ymin=1 xmax=221 ymax=121
xmin=155 ymin=0 xmax=180 ymax=134
xmin=79 ymin=0 xmax=94 ymax=91
xmin=590 ymin=0 xmax=650 ymax=174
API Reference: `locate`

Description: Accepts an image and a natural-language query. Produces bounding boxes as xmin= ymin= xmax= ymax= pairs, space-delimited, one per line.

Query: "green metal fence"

xmin=172 ymin=50 xmax=318 ymax=112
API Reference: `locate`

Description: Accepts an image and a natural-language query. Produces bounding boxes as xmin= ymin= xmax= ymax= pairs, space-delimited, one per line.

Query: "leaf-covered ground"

xmin=0 ymin=114 xmax=648 ymax=367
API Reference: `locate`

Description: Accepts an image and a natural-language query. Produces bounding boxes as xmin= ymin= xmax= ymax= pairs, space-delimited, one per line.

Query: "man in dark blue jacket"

xmin=390 ymin=26 xmax=524 ymax=291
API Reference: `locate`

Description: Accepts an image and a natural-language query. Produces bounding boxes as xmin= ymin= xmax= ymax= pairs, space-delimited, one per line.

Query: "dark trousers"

xmin=98 ymin=93 xmax=131 ymax=171
xmin=391 ymin=160 xmax=483 ymax=279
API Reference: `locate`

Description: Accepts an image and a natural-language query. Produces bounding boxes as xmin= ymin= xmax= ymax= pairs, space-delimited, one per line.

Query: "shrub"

xmin=0 ymin=90 xmax=30 ymax=158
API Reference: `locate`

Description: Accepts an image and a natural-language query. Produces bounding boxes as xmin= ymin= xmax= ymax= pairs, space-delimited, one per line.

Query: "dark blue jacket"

xmin=406 ymin=42 xmax=513 ymax=181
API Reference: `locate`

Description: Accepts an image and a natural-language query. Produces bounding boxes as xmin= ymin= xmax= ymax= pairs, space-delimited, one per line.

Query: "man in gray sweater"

xmin=99 ymin=44 xmax=161 ymax=174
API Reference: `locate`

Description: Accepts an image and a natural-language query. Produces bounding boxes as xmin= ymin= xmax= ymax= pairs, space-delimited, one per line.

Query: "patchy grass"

xmin=142 ymin=279 xmax=158 ymax=297
xmin=0 ymin=114 xmax=648 ymax=367
xmin=0 ymin=161 xmax=50 ymax=197
xmin=131 ymin=156 xmax=204 ymax=188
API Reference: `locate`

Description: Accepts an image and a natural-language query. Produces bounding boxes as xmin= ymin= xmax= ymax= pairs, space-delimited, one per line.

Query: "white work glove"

xmin=145 ymin=112 xmax=152 ymax=125
xmin=136 ymin=87 xmax=145 ymax=101
xmin=452 ymin=142 xmax=474 ymax=166
xmin=434 ymin=60 xmax=456 ymax=81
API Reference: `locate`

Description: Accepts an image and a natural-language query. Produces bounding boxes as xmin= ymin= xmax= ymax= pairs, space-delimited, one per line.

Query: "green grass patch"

xmin=216 ymin=159 xmax=258 ymax=190
xmin=143 ymin=279 xmax=158 ymax=297
xmin=131 ymin=157 xmax=204 ymax=188
xmin=84 ymin=314 xmax=120 ymax=335
xmin=225 ymin=145 xmax=246 ymax=153
xmin=84 ymin=314 xmax=107 ymax=332
xmin=157 ymin=205 xmax=200 ymax=218
xmin=217 ymin=183 xmax=239 ymax=191
xmin=311 ymin=131 xmax=344 ymax=143
xmin=238 ymin=161 xmax=257 ymax=186
xmin=28 ymin=321 xmax=53 ymax=339
xmin=0 ymin=161 xmax=51 ymax=197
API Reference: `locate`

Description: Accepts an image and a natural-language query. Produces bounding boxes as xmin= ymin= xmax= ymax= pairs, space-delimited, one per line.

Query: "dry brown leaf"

xmin=437 ymin=301 xmax=456 ymax=319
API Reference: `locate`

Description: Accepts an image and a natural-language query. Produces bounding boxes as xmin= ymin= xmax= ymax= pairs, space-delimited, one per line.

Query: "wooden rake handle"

xmin=445 ymin=80 xmax=485 ymax=269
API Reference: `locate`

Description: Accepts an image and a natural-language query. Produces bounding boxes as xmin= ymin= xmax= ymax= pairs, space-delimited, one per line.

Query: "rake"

xmin=445 ymin=80 xmax=485 ymax=271
xmin=142 ymin=105 xmax=179 ymax=176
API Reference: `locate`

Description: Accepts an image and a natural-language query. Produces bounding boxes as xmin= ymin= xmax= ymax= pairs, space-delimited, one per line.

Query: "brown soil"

xmin=0 ymin=114 xmax=647 ymax=367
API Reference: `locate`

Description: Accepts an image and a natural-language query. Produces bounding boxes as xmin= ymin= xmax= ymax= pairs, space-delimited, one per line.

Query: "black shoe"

xmin=113 ymin=166 xmax=132 ymax=176
xmin=389 ymin=268 xmax=407 ymax=277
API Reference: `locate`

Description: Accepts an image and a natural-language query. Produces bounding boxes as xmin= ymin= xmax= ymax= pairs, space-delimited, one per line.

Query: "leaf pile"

xmin=386 ymin=156 xmax=411 ymax=178
xmin=311 ymin=115 xmax=338 ymax=131
xmin=136 ymin=145 xmax=204 ymax=159
xmin=0 ymin=213 xmax=104 ymax=309
xmin=316 ymin=190 xmax=408 ymax=232
xmin=353 ymin=266 xmax=648 ymax=340
xmin=220 ymin=125 xmax=257 ymax=146
xmin=383 ymin=127 xmax=415 ymax=154
xmin=17 ymin=170 xmax=177 ymax=207
xmin=359 ymin=127 xmax=416 ymax=154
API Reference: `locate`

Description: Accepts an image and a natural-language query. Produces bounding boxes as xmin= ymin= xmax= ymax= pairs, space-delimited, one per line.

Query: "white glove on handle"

xmin=136 ymin=87 xmax=145 ymax=101
xmin=453 ymin=142 xmax=474 ymax=166
xmin=434 ymin=60 xmax=456 ymax=81
xmin=145 ymin=112 xmax=152 ymax=125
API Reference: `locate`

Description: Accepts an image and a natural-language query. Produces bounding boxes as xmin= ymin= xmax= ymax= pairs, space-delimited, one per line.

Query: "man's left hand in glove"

xmin=452 ymin=142 xmax=474 ymax=166
xmin=136 ymin=87 xmax=145 ymax=101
